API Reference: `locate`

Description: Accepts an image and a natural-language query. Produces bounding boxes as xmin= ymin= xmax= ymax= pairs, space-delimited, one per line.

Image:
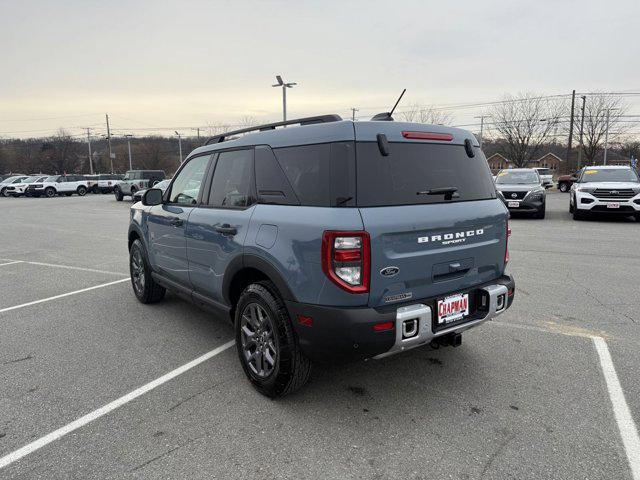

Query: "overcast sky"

xmin=1 ymin=0 xmax=638 ymax=138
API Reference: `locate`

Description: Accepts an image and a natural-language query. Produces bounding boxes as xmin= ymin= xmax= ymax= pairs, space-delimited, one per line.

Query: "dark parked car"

xmin=557 ymin=170 xmax=581 ymax=192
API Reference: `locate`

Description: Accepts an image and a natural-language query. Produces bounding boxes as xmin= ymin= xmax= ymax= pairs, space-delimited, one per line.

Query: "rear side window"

xmin=356 ymin=142 xmax=496 ymax=206
xmin=255 ymin=146 xmax=299 ymax=205
xmin=272 ymin=143 xmax=355 ymax=207
xmin=208 ymin=149 xmax=254 ymax=207
xmin=273 ymin=144 xmax=331 ymax=206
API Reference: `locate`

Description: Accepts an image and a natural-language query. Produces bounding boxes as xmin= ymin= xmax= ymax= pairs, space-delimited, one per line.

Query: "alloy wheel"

xmin=240 ymin=303 xmax=277 ymax=378
xmin=130 ymin=247 xmax=146 ymax=295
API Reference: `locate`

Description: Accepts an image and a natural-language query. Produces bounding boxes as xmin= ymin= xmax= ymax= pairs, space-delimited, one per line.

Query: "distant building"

xmin=529 ymin=152 xmax=563 ymax=171
xmin=486 ymin=153 xmax=510 ymax=172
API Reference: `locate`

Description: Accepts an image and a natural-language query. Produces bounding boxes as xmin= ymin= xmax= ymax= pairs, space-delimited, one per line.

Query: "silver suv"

xmin=114 ymin=170 xmax=165 ymax=201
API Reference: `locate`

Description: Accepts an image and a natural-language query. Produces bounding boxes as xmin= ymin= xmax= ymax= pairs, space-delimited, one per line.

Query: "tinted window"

xmin=255 ymin=146 xmax=299 ymax=205
xmin=208 ymin=149 xmax=253 ymax=207
xmin=356 ymin=142 xmax=496 ymax=206
xmin=273 ymin=144 xmax=331 ymax=206
xmin=168 ymin=155 xmax=210 ymax=205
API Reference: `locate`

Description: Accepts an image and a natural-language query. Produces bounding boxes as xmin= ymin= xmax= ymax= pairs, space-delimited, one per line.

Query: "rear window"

xmin=356 ymin=142 xmax=496 ymax=206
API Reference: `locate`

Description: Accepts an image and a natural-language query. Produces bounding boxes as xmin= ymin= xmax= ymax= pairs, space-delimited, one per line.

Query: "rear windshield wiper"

xmin=335 ymin=196 xmax=353 ymax=206
xmin=417 ymin=187 xmax=459 ymax=200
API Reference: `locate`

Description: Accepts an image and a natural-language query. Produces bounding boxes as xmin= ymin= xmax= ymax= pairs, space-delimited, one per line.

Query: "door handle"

xmin=169 ymin=217 xmax=183 ymax=227
xmin=214 ymin=223 xmax=237 ymax=235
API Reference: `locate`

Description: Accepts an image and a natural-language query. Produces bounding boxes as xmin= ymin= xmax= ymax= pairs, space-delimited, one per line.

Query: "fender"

xmin=222 ymin=253 xmax=297 ymax=305
xmin=127 ymin=223 xmax=145 ymax=250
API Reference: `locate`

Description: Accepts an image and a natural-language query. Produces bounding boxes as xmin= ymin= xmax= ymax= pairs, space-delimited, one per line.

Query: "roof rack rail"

xmin=203 ymin=114 xmax=343 ymax=145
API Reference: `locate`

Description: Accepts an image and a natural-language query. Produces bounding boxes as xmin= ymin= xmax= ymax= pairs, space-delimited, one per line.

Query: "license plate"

xmin=508 ymin=201 xmax=520 ymax=208
xmin=437 ymin=293 xmax=469 ymax=325
xmin=607 ymin=203 xmax=620 ymax=209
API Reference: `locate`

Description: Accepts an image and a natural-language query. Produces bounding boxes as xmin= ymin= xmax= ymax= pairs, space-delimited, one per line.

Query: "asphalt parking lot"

xmin=0 ymin=192 xmax=639 ymax=479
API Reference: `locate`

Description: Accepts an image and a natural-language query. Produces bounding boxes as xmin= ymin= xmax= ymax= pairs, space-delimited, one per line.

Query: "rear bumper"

xmin=286 ymin=274 xmax=515 ymax=363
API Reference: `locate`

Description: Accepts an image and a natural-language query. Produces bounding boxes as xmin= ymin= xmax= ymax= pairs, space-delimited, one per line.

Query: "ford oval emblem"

xmin=380 ymin=266 xmax=400 ymax=277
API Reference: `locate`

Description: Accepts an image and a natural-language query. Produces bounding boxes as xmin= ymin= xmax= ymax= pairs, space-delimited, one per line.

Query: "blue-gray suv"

xmin=128 ymin=114 xmax=515 ymax=397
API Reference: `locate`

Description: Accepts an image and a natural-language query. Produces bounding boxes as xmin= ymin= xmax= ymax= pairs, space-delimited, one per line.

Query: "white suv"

xmin=569 ymin=166 xmax=640 ymax=221
xmin=3 ymin=175 xmax=48 ymax=197
xmin=534 ymin=168 xmax=553 ymax=189
xmin=26 ymin=175 xmax=90 ymax=198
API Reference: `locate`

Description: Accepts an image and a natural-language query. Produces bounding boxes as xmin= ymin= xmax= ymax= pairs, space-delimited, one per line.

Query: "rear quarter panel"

xmin=245 ymin=205 xmax=367 ymax=306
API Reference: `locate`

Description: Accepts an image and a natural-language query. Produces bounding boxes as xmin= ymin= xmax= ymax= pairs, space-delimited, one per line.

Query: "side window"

xmin=208 ymin=149 xmax=254 ymax=207
xmin=168 ymin=155 xmax=211 ymax=205
xmin=273 ymin=144 xmax=331 ymax=206
xmin=254 ymin=146 xmax=299 ymax=205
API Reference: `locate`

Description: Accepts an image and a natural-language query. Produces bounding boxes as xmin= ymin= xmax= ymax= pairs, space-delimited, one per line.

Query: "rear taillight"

xmin=322 ymin=231 xmax=370 ymax=294
xmin=505 ymin=220 xmax=511 ymax=264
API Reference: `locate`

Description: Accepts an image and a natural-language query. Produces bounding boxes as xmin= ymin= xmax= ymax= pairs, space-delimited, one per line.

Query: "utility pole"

xmin=577 ymin=96 xmax=586 ymax=168
xmin=86 ymin=128 xmax=94 ymax=175
xmin=105 ymin=113 xmax=114 ymax=172
xmin=351 ymin=108 xmax=359 ymax=121
xmin=124 ymin=134 xmax=133 ymax=170
xmin=175 ymin=131 xmax=183 ymax=163
xmin=565 ymin=90 xmax=576 ymax=168
xmin=272 ymin=75 xmax=297 ymax=122
xmin=603 ymin=108 xmax=611 ymax=165
xmin=474 ymin=115 xmax=490 ymax=149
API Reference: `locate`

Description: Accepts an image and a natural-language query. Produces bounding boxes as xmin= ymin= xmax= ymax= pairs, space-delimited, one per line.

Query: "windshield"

xmin=536 ymin=168 xmax=551 ymax=175
xmin=2 ymin=176 xmax=22 ymax=183
xmin=44 ymin=176 xmax=60 ymax=182
xmin=123 ymin=172 xmax=132 ymax=180
xmin=21 ymin=176 xmax=39 ymax=183
xmin=495 ymin=170 xmax=540 ymax=184
xmin=580 ymin=168 xmax=639 ymax=183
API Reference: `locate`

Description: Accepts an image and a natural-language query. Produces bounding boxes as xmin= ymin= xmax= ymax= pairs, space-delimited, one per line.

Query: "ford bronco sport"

xmin=128 ymin=115 xmax=515 ymax=397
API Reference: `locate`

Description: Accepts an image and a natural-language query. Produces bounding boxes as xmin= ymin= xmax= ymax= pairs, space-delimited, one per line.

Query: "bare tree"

xmin=41 ymin=129 xmax=81 ymax=174
xmin=238 ymin=115 xmax=257 ymax=127
xmin=399 ymin=103 xmax=452 ymax=125
xmin=573 ymin=92 xmax=629 ymax=164
xmin=487 ymin=93 xmax=564 ymax=168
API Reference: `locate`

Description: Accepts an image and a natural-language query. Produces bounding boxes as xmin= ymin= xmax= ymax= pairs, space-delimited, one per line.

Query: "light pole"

xmin=175 ymin=131 xmax=183 ymax=163
xmin=124 ymin=134 xmax=133 ymax=170
xmin=272 ymin=75 xmax=297 ymax=122
xmin=351 ymin=107 xmax=359 ymax=121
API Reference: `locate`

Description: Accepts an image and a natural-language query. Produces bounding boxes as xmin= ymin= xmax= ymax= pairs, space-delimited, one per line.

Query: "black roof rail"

xmin=203 ymin=114 xmax=343 ymax=145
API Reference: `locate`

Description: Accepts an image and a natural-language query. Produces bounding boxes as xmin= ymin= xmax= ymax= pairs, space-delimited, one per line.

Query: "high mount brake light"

xmin=322 ymin=231 xmax=370 ymax=294
xmin=401 ymin=131 xmax=453 ymax=141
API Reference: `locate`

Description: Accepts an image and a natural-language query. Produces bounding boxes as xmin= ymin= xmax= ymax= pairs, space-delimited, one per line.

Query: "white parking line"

xmin=0 ymin=340 xmax=235 ymax=470
xmin=0 ymin=278 xmax=130 ymax=314
xmin=593 ymin=337 xmax=640 ymax=480
xmin=0 ymin=258 xmax=127 ymax=276
xmin=496 ymin=322 xmax=640 ymax=479
xmin=0 ymin=261 xmax=22 ymax=267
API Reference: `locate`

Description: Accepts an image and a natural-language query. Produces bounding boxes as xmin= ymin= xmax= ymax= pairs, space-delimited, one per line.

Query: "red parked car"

xmin=557 ymin=170 xmax=581 ymax=192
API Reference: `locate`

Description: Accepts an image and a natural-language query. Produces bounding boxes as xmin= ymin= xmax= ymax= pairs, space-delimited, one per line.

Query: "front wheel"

xmin=235 ymin=282 xmax=311 ymax=398
xmin=77 ymin=186 xmax=87 ymax=196
xmin=559 ymin=183 xmax=569 ymax=192
xmin=129 ymin=239 xmax=165 ymax=303
xmin=573 ymin=208 xmax=584 ymax=220
xmin=534 ymin=204 xmax=546 ymax=219
xmin=45 ymin=187 xmax=56 ymax=198
xmin=114 ymin=187 xmax=123 ymax=202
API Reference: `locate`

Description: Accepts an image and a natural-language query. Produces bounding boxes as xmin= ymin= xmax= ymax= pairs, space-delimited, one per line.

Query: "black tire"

xmin=45 ymin=187 xmax=56 ymax=198
xmin=559 ymin=182 xmax=569 ymax=192
xmin=534 ymin=204 xmax=546 ymax=219
xmin=129 ymin=239 xmax=165 ymax=304
xmin=130 ymin=187 xmax=137 ymax=202
xmin=77 ymin=185 xmax=87 ymax=196
xmin=235 ymin=282 xmax=311 ymax=398
xmin=635 ymin=213 xmax=640 ymax=222
xmin=114 ymin=187 xmax=124 ymax=202
xmin=573 ymin=208 xmax=584 ymax=220
xmin=569 ymin=201 xmax=574 ymax=214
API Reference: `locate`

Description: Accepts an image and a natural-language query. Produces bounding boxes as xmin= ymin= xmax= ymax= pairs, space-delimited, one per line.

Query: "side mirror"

xmin=142 ymin=188 xmax=163 ymax=206
xmin=570 ymin=176 xmax=578 ymax=182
